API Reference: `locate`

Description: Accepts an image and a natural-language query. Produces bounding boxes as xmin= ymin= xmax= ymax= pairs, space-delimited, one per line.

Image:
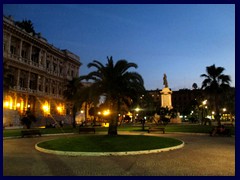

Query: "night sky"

xmin=3 ymin=4 xmax=235 ymax=90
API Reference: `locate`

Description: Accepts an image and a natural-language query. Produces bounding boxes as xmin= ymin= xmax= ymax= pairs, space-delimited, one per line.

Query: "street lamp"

xmin=222 ymin=108 xmax=227 ymax=121
xmin=135 ymin=108 xmax=140 ymax=112
xmin=212 ymin=111 xmax=215 ymax=120
xmin=103 ymin=109 xmax=110 ymax=116
xmin=201 ymin=100 xmax=207 ymax=124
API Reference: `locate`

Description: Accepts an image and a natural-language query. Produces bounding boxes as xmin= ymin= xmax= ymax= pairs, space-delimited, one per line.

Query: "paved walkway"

xmin=3 ymin=132 xmax=235 ymax=176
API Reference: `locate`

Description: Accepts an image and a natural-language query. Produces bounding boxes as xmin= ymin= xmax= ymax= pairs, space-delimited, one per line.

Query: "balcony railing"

xmin=11 ymin=86 xmax=64 ymax=99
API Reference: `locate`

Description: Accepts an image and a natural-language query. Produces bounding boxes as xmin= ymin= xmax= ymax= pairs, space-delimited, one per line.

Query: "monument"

xmin=160 ymin=73 xmax=173 ymax=109
xmin=160 ymin=74 xmax=181 ymax=123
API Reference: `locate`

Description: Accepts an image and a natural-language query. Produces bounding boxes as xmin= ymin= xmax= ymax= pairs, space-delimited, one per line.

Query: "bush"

xmin=21 ymin=109 xmax=37 ymax=129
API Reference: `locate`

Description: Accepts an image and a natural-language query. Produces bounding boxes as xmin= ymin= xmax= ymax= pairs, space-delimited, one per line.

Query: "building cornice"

xmin=3 ymin=16 xmax=81 ymax=66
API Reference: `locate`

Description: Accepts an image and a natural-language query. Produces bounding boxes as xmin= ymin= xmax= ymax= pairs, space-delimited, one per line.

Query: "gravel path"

xmin=3 ymin=132 xmax=235 ymax=176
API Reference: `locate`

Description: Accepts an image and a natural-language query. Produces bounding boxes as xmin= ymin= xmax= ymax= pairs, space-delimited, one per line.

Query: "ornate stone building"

xmin=3 ymin=16 xmax=81 ymax=126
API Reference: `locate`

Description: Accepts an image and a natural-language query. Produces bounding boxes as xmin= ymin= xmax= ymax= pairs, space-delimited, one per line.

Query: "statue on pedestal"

xmin=163 ymin=73 xmax=168 ymax=88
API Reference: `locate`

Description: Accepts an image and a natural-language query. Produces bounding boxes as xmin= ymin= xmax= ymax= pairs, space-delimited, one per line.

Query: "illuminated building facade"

xmin=3 ymin=16 xmax=81 ymax=126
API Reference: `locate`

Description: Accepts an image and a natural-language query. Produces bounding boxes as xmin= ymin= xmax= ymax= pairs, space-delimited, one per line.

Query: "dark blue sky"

xmin=3 ymin=4 xmax=235 ymax=90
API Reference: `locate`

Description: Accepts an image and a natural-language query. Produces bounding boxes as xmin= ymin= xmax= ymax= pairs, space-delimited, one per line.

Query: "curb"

xmin=35 ymin=138 xmax=185 ymax=156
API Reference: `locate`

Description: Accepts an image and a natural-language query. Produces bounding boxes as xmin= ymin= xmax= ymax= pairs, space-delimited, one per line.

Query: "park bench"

xmin=93 ymin=123 xmax=101 ymax=127
xmin=148 ymin=126 xmax=165 ymax=134
xmin=223 ymin=123 xmax=234 ymax=127
xmin=21 ymin=129 xmax=41 ymax=138
xmin=79 ymin=127 xmax=95 ymax=134
xmin=209 ymin=126 xmax=231 ymax=137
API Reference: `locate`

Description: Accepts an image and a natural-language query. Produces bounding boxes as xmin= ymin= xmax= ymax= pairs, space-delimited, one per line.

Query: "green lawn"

xmin=3 ymin=124 xmax=235 ymax=137
xmin=37 ymin=135 xmax=183 ymax=152
xmin=3 ymin=126 xmax=77 ymax=137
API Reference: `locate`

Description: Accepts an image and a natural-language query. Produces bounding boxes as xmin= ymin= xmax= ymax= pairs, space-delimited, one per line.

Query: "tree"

xmin=86 ymin=56 xmax=145 ymax=135
xmin=21 ymin=108 xmax=37 ymax=129
xmin=15 ymin=20 xmax=36 ymax=35
xmin=63 ymin=77 xmax=84 ymax=128
xmin=200 ymin=64 xmax=231 ymax=125
xmin=192 ymin=83 xmax=198 ymax=90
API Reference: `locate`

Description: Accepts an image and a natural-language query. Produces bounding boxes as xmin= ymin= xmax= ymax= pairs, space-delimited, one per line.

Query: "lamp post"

xmin=201 ymin=100 xmax=207 ymax=125
xmin=222 ymin=108 xmax=227 ymax=121
xmin=134 ymin=107 xmax=140 ymax=123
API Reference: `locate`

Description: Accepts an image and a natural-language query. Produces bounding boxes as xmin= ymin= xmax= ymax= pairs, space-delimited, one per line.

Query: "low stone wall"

xmin=3 ymin=109 xmax=21 ymax=127
xmin=170 ymin=117 xmax=182 ymax=124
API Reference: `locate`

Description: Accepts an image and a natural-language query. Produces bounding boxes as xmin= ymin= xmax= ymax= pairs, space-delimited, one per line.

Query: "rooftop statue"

xmin=163 ymin=73 xmax=168 ymax=88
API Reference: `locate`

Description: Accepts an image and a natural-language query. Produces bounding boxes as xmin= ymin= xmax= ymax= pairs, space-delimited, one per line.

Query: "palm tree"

xmin=86 ymin=56 xmax=145 ymax=135
xmin=63 ymin=77 xmax=84 ymax=128
xmin=200 ymin=64 xmax=231 ymax=125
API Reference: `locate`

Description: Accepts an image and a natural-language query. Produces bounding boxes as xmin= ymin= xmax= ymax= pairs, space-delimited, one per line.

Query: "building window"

xmin=38 ymin=85 xmax=42 ymax=91
xmin=29 ymin=80 xmax=37 ymax=90
xmin=21 ymin=50 xmax=28 ymax=58
xmin=20 ymin=78 xmax=24 ymax=88
xmin=46 ymin=60 xmax=50 ymax=69
xmin=53 ymin=63 xmax=57 ymax=72
xmin=8 ymin=74 xmax=14 ymax=87
xmin=45 ymin=86 xmax=48 ymax=93
xmin=31 ymin=53 xmax=39 ymax=63
xmin=10 ymin=45 xmax=16 ymax=55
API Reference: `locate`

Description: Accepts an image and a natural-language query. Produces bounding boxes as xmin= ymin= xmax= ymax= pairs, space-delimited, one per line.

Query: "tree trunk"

xmin=108 ymin=115 xmax=118 ymax=136
xmin=72 ymin=105 xmax=77 ymax=128
xmin=142 ymin=121 xmax=145 ymax=131
xmin=119 ymin=115 xmax=124 ymax=126
xmin=26 ymin=123 xmax=31 ymax=129
xmin=215 ymin=94 xmax=221 ymax=126
xmin=84 ymin=102 xmax=88 ymax=124
xmin=107 ymin=99 xmax=119 ymax=136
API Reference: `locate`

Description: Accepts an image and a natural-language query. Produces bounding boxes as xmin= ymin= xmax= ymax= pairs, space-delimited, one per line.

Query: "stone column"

xmin=56 ymin=81 xmax=59 ymax=98
xmin=14 ymin=92 xmax=17 ymax=110
xmin=8 ymin=34 xmax=11 ymax=55
xmin=36 ymin=74 xmax=39 ymax=92
xmin=19 ymin=40 xmax=22 ymax=60
xmin=29 ymin=45 xmax=32 ymax=65
xmin=57 ymin=59 xmax=60 ymax=76
xmin=42 ymin=76 xmax=46 ymax=93
xmin=27 ymin=71 xmax=31 ymax=91
xmin=25 ymin=95 xmax=29 ymax=112
xmin=16 ymin=69 xmax=20 ymax=89
xmin=43 ymin=51 xmax=47 ymax=68
xmin=38 ymin=49 xmax=41 ymax=67
xmin=49 ymin=79 xmax=52 ymax=95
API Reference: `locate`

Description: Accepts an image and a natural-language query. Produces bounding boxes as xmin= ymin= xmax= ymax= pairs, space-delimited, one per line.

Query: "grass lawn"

xmin=37 ymin=135 xmax=183 ymax=152
xmin=3 ymin=125 xmax=78 ymax=137
xmin=3 ymin=124 xmax=235 ymax=137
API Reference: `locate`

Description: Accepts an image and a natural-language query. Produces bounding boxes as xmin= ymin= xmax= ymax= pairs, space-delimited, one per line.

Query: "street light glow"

xmin=202 ymin=100 xmax=207 ymax=105
xmin=135 ymin=108 xmax=140 ymax=112
xmin=4 ymin=101 xmax=9 ymax=107
xmin=43 ymin=105 xmax=49 ymax=112
xmin=103 ymin=109 xmax=110 ymax=116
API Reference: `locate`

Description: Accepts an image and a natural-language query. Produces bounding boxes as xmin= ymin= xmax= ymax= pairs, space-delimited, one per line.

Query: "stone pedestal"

xmin=160 ymin=87 xmax=173 ymax=109
xmin=170 ymin=117 xmax=182 ymax=124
